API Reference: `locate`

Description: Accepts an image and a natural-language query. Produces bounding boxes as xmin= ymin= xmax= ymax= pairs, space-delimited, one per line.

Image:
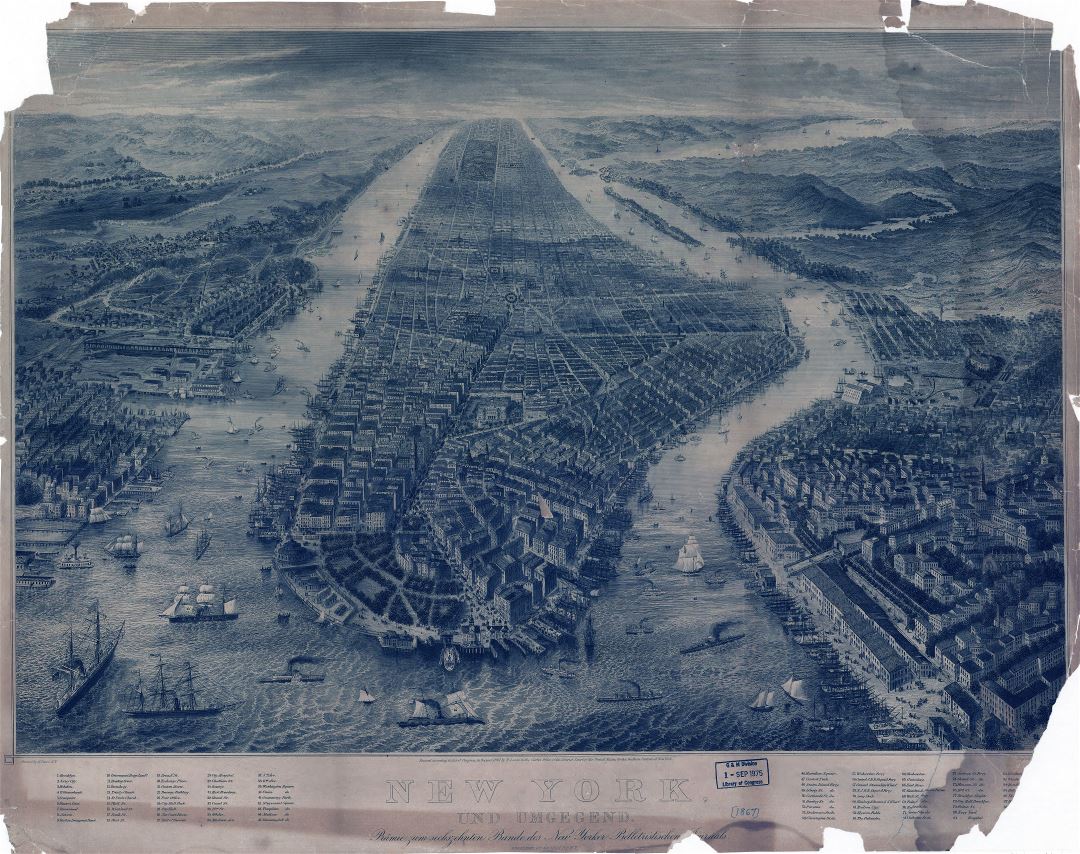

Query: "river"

xmin=17 ymin=125 xmax=876 ymax=753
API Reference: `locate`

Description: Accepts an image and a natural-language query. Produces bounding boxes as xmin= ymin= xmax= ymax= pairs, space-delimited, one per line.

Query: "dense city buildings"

xmin=725 ymin=304 xmax=1064 ymax=747
xmin=12 ymin=103 xmax=1065 ymax=755
xmin=271 ymin=119 xmax=797 ymax=651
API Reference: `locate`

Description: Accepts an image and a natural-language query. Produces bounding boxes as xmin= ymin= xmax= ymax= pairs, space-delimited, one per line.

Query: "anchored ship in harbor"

xmin=54 ymin=606 xmax=124 ymax=715
xmin=124 ymin=658 xmax=236 ymax=718
xmin=160 ymin=583 xmax=238 ymax=623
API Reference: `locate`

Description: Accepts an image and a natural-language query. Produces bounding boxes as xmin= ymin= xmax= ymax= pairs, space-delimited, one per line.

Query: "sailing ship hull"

xmin=679 ymin=632 xmax=745 ymax=655
xmin=257 ymin=675 xmax=325 ymax=684
xmin=167 ymin=612 xmax=239 ymax=623
xmin=56 ymin=626 xmax=124 ymax=716
xmin=398 ymin=716 xmax=483 ymax=727
xmin=125 ymin=708 xmax=225 ymax=718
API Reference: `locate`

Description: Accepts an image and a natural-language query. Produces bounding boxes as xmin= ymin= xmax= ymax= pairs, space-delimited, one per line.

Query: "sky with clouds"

xmin=29 ymin=29 xmax=1060 ymax=126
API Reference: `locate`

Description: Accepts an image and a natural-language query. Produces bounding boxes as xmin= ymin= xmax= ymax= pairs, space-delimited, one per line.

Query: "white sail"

xmin=358 ymin=689 xmax=376 ymax=704
xmin=675 ymin=535 xmax=705 ymax=573
xmin=750 ymin=688 xmax=775 ymax=711
xmin=782 ymin=677 xmax=809 ymax=704
xmin=160 ymin=595 xmax=183 ymax=617
xmin=223 ymin=598 xmax=238 ymax=616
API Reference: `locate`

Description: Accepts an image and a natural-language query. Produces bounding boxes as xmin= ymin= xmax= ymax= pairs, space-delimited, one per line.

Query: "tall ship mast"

xmin=164 ymin=501 xmax=191 ymax=537
xmin=193 ymin=526 xmax=212 ymax=561
xmin=54 ymin=606 xmax=125 ymax=715
xmin=105 ymin=532 xmax=142 ymax=561
xmin=124 ymin=659 xmax=236 ymax=718
xmin=675 ymin=535 xmax=705 ymax=574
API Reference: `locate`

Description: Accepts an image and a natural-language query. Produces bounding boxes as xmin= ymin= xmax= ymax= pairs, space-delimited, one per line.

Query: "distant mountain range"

xmin=594 ymin=123 xmax=1060 ymax=313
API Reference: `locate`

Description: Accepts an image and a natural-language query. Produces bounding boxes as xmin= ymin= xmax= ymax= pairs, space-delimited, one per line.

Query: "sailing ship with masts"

xmin=398 ymin=692 xmax=483 ymax=727
xmin=782 ymin=676 xmax=810 ymax=704
xmin=124 ymin=658 xmax=237 ymax=718
xmin=749 ymin=688 xmax=776 ymax=711
xmin=54 ymin=605 xmax=125 ymax=715
xmin=163 ymin=501 xmax=190 ymax=537
xmin=675 ymin=535 xmax=705 ymax=574
xmin=105 ymin=532 xmax=142 ymax=563
xmin=161 ymin=582 xmax=238 ymax=623
xmin=193 ymin=524 xmax=212 ymax=561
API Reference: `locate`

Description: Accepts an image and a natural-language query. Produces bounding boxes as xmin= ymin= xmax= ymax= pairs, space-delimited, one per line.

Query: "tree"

xmin=15 ymin=475 xmax=43 ymax=506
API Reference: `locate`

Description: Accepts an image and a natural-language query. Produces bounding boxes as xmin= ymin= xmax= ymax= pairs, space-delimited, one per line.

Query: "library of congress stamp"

xmin=715 ymin=759 xmax=770 ymax=790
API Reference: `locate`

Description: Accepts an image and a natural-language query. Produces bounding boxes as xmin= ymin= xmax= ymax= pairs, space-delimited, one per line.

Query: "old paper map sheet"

xmin=1 ymin=0 xmax=1077 ymax=850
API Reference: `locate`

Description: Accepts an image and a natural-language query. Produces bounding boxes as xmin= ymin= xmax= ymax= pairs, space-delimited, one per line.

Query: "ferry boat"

xmin=124 ymin=659 xmax=236 ymax=718
xmin=258 ymin=656 xmax=324 ymax=684
xmin=163 ymin=502 xmax=190 ymax=537
xmin=161 ymin=583 xmax=238 ymax=623
xmin=675 ymin=535 xmax=705 ymax=574
xmin=124 ymin=475 xmax=164 ymax=496
xmin=597 ymin=679 xmax=662 ymax=703
xmin=54 ymin=606 xmax=124 ymax=715
xmin=16 ymin=574 xmax=55 ymax=590
xmin=399 ymin=692 xmax=483 ymax=727
xmin=55 ymin=543 xmax=93 ymax=570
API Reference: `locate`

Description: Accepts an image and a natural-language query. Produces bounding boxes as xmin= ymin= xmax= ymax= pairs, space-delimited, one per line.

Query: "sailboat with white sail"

xmin=749 ymin=688 xmax=775 ymax=711
xmin=782 ymin=676 xmax=809 ymax=704
xmin=675 ymin=535 xmax=705 ymax=574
